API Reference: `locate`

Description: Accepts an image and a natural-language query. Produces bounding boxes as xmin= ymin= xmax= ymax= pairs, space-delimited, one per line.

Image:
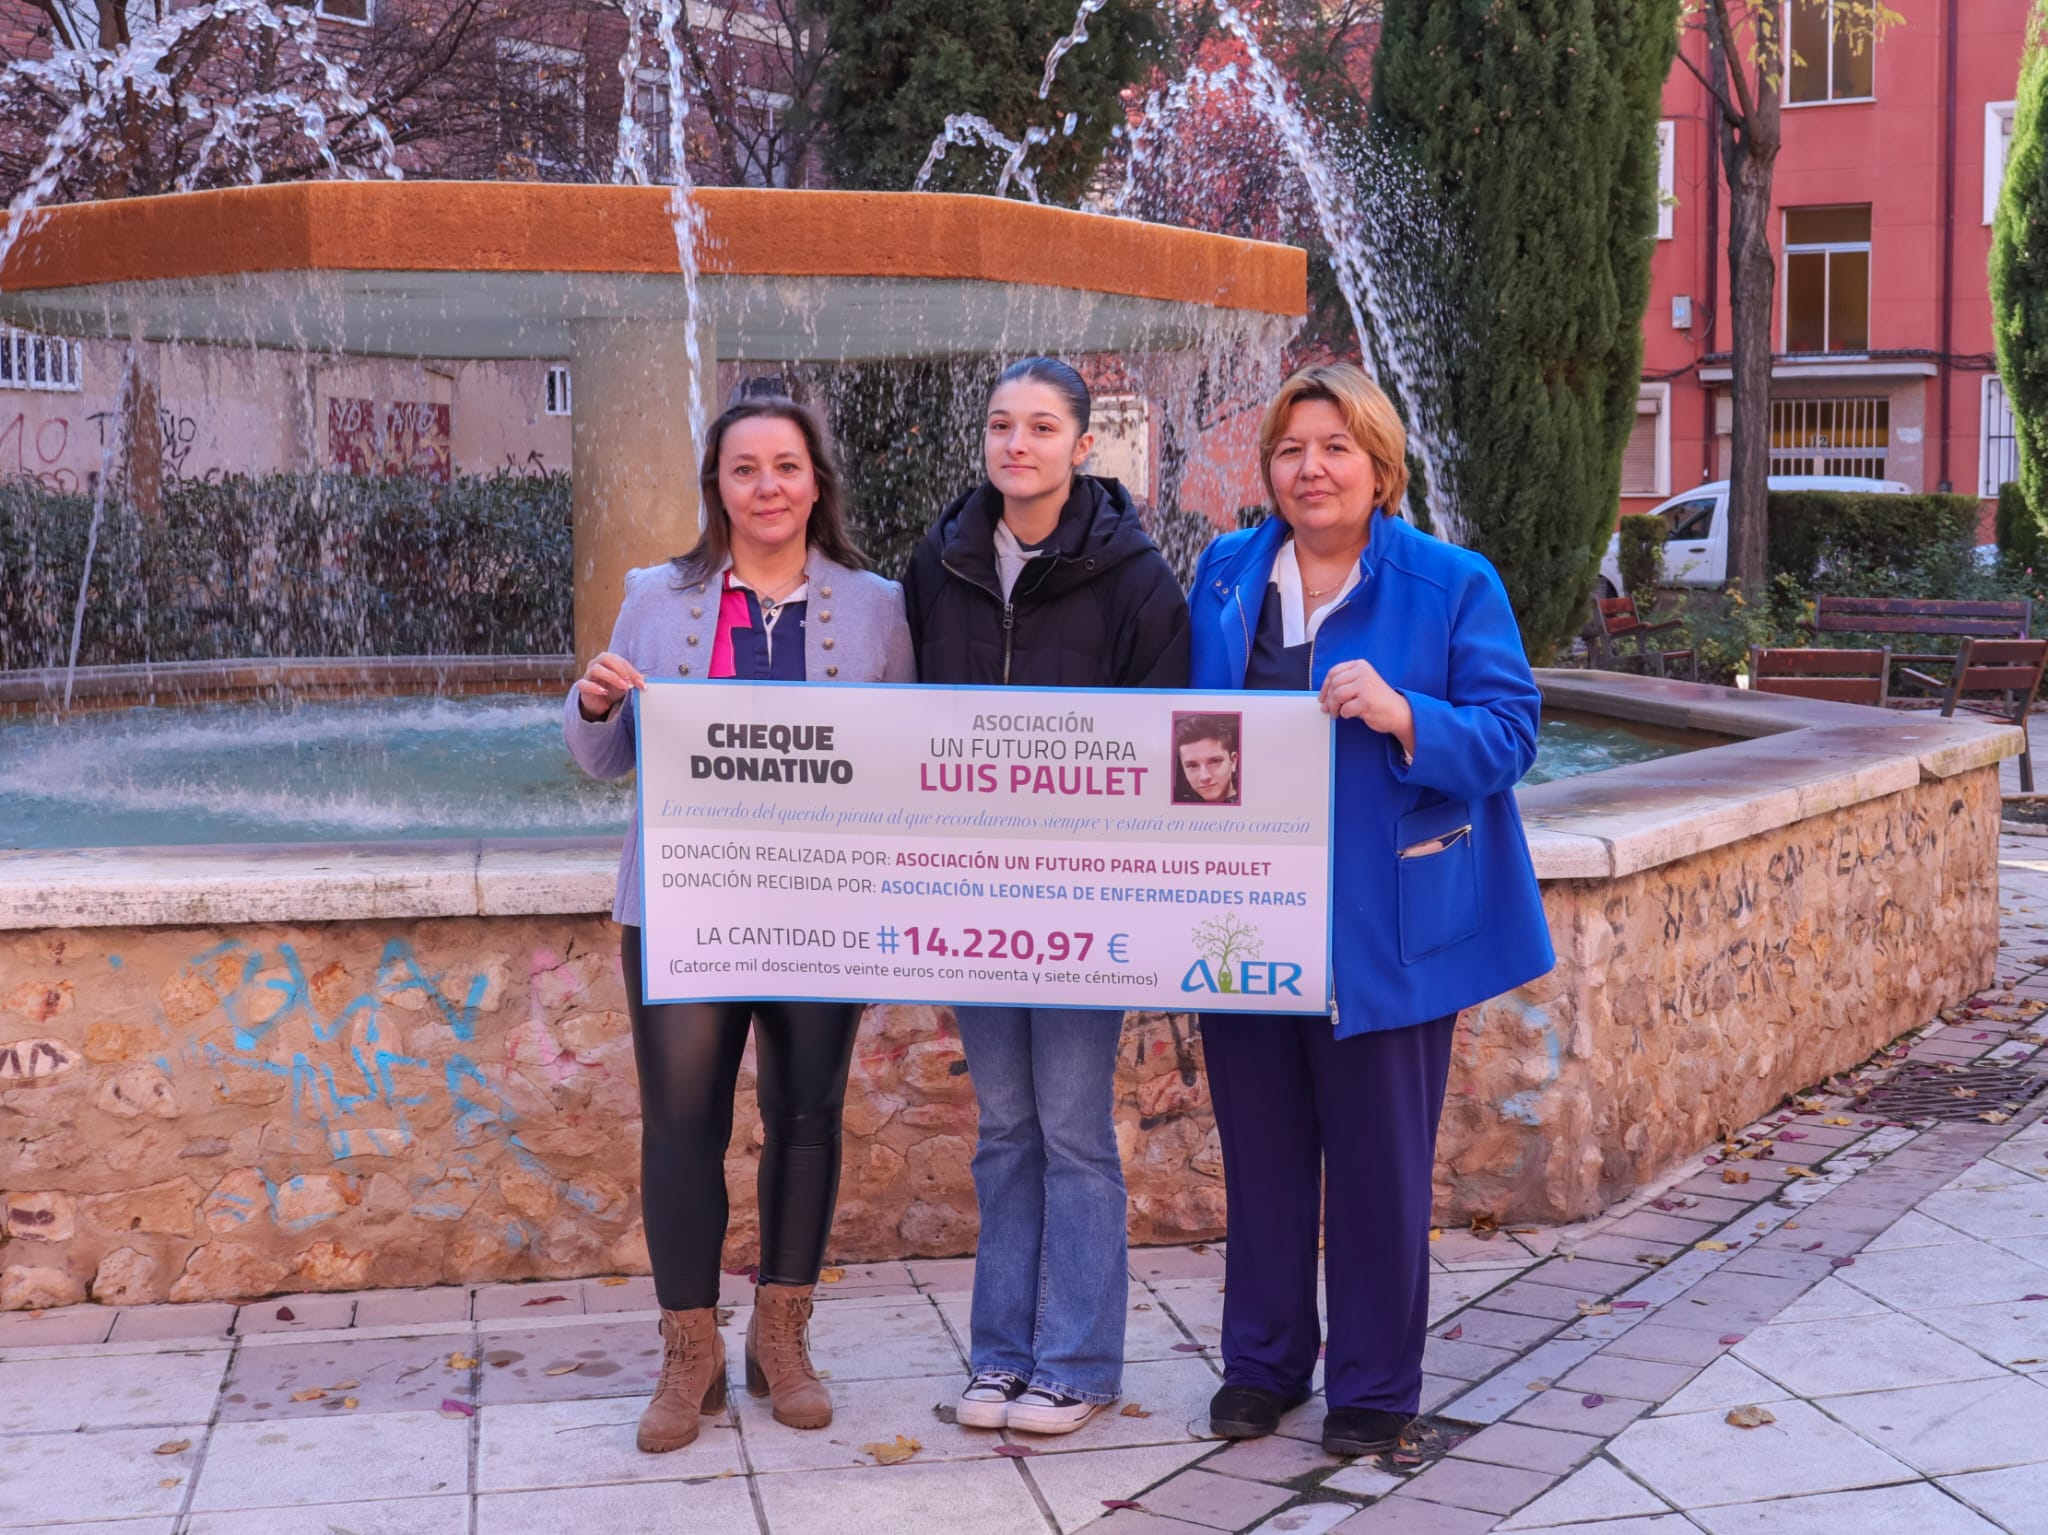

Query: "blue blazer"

xmin=1189 ymin=514 xmax=1555 ymax=1037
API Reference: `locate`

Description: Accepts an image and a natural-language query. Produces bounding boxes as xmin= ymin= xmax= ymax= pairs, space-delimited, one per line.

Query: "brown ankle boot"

xmin=746 ymin=1282 xmax=832 ymax=1428
xmin=637 ymin=1307 xmax=728 ymax=1453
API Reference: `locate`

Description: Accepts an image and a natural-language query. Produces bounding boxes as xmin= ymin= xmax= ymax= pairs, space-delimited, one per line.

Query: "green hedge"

xmin=1767 ymin=489 xmax=1980 ymax=587
xmin=1616 ymin=513 xmax=1668 ymax=602
xmin=0 ymin=470 xmax=571 ymax=671
xmin=1998 ymin=480 xmax=2048 ymax=573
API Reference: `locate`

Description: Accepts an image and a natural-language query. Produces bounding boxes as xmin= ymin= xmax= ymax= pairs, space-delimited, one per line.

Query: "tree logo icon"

xmin=1188 ymin=913 xmax=1262 ymax=994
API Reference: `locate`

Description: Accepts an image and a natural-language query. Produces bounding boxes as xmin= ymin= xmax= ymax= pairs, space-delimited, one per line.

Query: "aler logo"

xmin=1180 ymin=914 xmax=1303 ymax=997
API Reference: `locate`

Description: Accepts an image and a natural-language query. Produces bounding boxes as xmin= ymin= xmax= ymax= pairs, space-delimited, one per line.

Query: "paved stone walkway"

xmin=4 ymin=842 xmax=2047 ymax=1534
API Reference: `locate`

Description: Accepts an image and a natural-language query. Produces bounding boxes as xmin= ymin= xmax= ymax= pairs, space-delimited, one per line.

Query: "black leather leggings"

xmin=620 ymin=926 xmax=862 ymax=1310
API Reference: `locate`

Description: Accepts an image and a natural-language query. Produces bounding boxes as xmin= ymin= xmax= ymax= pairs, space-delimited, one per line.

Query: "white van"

xmin=1596 ymin=475 xmax=1911 ymax=595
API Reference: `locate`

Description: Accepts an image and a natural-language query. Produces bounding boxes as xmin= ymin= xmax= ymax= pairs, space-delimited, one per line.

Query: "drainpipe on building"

xmin=1704 ymin=88 xmax=1722 ymax=483
xmin=1937 ymin=0 xmax=1961 ymax=493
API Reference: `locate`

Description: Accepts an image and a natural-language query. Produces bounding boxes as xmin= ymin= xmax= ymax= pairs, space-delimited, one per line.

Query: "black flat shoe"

xmin=1322 ymin=1406 xmax=1412 ymax=1456
xmin=1208 ymin=1383 xmax=1309 ymax=1439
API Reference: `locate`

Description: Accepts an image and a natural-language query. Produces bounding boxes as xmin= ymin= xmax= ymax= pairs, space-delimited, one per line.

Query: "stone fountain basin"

xmin=0 ymin=671 xmax=2018 ymax=1307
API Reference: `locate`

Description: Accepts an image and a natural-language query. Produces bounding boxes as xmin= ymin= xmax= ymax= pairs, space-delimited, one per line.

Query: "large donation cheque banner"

xmin=635 ymin=681 xmax=1333 ymax=1014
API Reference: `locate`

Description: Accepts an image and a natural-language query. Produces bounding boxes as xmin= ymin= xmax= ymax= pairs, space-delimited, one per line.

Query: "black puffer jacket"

xmin=904 ymin=475 xmax=1190 ymax=687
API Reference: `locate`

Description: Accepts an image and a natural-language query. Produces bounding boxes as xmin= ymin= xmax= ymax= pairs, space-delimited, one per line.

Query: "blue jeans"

xmin=954 ymin=1005 xmax=1128 ymax=1404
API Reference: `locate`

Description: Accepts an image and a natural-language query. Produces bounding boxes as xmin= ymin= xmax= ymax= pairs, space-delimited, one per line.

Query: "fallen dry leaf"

xmin=1428 ymin=1227 xmax=1443 ymax=1242
xmin=1718 ymin=1334 xmax=1746 ymax=1346
xmin=1784 ymin=1166 xmax=1817 ymax=1180
xmin=1614 ymin=1301 xmax=1651 ymax=1310
xmin=1823 ymin=1116 xmax=1853 ymax=1127
xmin=545 ymin=1363 xmax=582 ymax=1377
xmin=290 ymin=1390 xmax=327 ymax=1403
xmin=322 ymin=1380 xmax=360 ymax=1392
xmin=1103 ymin=1501 xmax=1146 ymax=1512
xmin=341 ymin=1397 xmax=359 ymax=1410
xmin=159 ymin=1478 xmax=181 ymax=1488
xmin=820 ymin=1267 xmax=847 ymax=1284
xmin=154 ymin=1440 xmax=190 ymax=1456
xmin=992 ymin=1444 xmax=1040 ymax=1458
xmin=1721 ymin=1169 xmax=1752 ymax=1186
xmin=275 ymin=1306 xmax=296 ymax=1322
xmin=448 ymin=1353 xmax=477 ymax=1370
xmin=1441 ymin=1324 xmax=1464 ymax=1340
xmin=598 ymin=1276 xmax=630 ymax=1287
xmin=1581 ymin=1394 xmax=1605 ymax=1408
xmin=1695 ymin=1241 xmax=1730 ymax=1253
xmin=1637 ymin=1253 xmax=1672 ymax=1267
xmin=1120 ymin=1403 xmax=1152 ymax=1418
xmin=1794 ymin=1097 xmax=1826 ymax=1114
xmin=1981 ymin=1111 xmax=2013 ymax=1125
xmin=439 ymin=1398 xmax=476 ymax=1418
xmin=862 ymin=1434 xmax=920 ymax=1466
xmin=521 ymin=1295 xmax=569 ymax=1307
xmin=1726 ymin=1405 xmax=1777 ymax=1429
xmin=1576 ymin=1301 xmax=1613 ymax=1317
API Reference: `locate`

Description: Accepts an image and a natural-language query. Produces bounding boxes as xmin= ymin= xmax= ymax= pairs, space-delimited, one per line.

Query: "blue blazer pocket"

xmin=1395 ymin=798 xmax=1479 ymax=965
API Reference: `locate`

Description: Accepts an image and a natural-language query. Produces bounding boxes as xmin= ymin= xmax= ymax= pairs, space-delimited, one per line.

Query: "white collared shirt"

xmin=1273 ymin=537 xmax=1361 ymax=645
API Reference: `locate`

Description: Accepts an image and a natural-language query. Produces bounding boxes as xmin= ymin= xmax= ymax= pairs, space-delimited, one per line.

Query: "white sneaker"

xmin=957 ymin=1370 xmax=1028 ymax=1429
xmin=1006 ymin=1387 xmax=1112 ymax=1436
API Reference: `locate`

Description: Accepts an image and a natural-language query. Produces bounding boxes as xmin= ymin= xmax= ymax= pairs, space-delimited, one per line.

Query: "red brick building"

xmin=1627 ymin=0 xmax=2031 ymax=532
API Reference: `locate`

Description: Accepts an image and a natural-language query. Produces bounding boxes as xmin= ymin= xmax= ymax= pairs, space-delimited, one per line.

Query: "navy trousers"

xmin=1198 ymin=1011 xmax=1456 ymax=1415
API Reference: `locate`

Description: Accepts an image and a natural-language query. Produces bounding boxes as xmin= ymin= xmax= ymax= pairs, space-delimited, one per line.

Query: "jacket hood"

xmin=922 ymin=474 xmax=1160 ymax=600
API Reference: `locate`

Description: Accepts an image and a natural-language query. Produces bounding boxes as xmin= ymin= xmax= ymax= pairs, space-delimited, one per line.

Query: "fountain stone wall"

xmin=0 ymin=674 xmax=2016 ymax=1309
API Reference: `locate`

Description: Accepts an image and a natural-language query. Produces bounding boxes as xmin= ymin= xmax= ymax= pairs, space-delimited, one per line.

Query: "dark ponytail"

xmin=990 ymin=356 xmax=1091 ymax=431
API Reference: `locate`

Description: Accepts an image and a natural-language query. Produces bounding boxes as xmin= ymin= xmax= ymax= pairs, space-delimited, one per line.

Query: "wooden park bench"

xmin=1594 ymin=595 xmax=1697 ymax=681
xmin=1939 ymin=636 xmax=2048 ymax=792
xmin=1811 ymin=596 xmax=2033 ymax=700
xmin=1749 ymin=647 xmax=1890 ymax=706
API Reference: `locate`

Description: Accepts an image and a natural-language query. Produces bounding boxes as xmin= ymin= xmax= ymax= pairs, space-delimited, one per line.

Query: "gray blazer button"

xmin=687 ymin=634 xmax=699 ymax=646
xmin=822 ymin=637 xmax=835 ymax=650
xmin=692 ymin=606 xmax=703 ymax=618
xmin=679 ymin=664 xmax=691 ymax=675
xmin=820 ymin=610 xmax=832 ymax=622
xmin=826 ymin=664 xmax=839 ymax=678
xmin=820 ymin=585 xmax=833 ymax=598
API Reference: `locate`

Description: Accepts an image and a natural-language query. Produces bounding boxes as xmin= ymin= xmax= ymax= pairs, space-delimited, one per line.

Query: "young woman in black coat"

xmin=904 ymin=358 xmax=1189 ymax=1436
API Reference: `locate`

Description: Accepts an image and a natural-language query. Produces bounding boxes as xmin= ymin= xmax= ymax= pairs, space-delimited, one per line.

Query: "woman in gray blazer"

xmin=563 ymin=395 xmax=913 ymax=1455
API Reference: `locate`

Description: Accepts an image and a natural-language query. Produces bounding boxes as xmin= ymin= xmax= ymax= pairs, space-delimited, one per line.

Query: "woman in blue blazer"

xmin=1189 ymin=364 xmax=1555 ymax=1456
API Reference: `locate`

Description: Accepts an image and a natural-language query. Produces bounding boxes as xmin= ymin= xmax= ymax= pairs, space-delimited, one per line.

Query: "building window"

xmin=1987 ymin=101 xmax=2018 ymax=225
xmin=544 ymin=365 xmax=573 ymax=418
xmin=1784 ymin=205 xmax=1870 ymax=354
xmin=1770 ymin=396 xmax=1889 ymax=477
xmin=1656 ymin=121 xmax=1676 ymax=240
xmin=0 ymin=329 xmax=82 ymax=392
xmin=733 ymin=89 xmax=796 ymax=188
xmin=496 ymin=41 xmax=585 ymax=172
xmin=315 ymin=0 xmax=372 ymax=22
xmin=1786 ymin=0 xmax=1875 ymax=105
xmin=1983 ymin=375 xmax=2019 ymax=498
xmin=631 ymin=73 xmax=675 ymax=182
xmin=1622 ymin=383 xmax=1671 ymax=498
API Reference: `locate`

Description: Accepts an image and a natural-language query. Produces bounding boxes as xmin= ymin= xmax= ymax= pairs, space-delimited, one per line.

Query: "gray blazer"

xmin=563 ymin=551 xmax=916 ymax=924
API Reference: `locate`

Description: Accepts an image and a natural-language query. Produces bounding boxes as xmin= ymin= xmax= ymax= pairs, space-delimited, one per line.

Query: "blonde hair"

xmin=1257 ymin=363 xmax=1409 ymax=519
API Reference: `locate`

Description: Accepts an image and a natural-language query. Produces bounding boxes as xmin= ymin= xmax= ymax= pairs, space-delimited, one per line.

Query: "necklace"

xmin=737 ymin=566 xmax=806 ymax=613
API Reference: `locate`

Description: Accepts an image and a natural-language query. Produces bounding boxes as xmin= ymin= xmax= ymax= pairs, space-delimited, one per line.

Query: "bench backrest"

xmin=1749 ymin=646 xmax=1890 ymax=707
xmin=1595 ymin=595 xmax=1645 ymax=637
xmin=1813 ymin=595 xmax=2032 ymax=639
xmin=1942 ymin=637 xmax=2048 ymax=726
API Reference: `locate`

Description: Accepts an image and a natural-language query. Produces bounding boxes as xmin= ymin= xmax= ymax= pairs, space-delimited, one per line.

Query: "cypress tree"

xmin=1371 ymin=0 xmax=1679 ymax=656
xmin=1994 ymin=9 xmax=2048 ymax=545
xmin=820 ymin=0 xmax=1156 ymax=202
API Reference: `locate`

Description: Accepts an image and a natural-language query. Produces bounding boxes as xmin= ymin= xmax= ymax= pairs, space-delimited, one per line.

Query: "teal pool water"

xmin=0 ymin=695 xmax=1713 ymax=849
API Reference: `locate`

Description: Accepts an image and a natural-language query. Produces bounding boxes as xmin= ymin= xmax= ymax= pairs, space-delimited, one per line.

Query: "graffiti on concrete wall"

xmin=328 ymin=397 xmax=452 ymax=482
xmin=0 ymin=410 xmax=77 ymax=490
